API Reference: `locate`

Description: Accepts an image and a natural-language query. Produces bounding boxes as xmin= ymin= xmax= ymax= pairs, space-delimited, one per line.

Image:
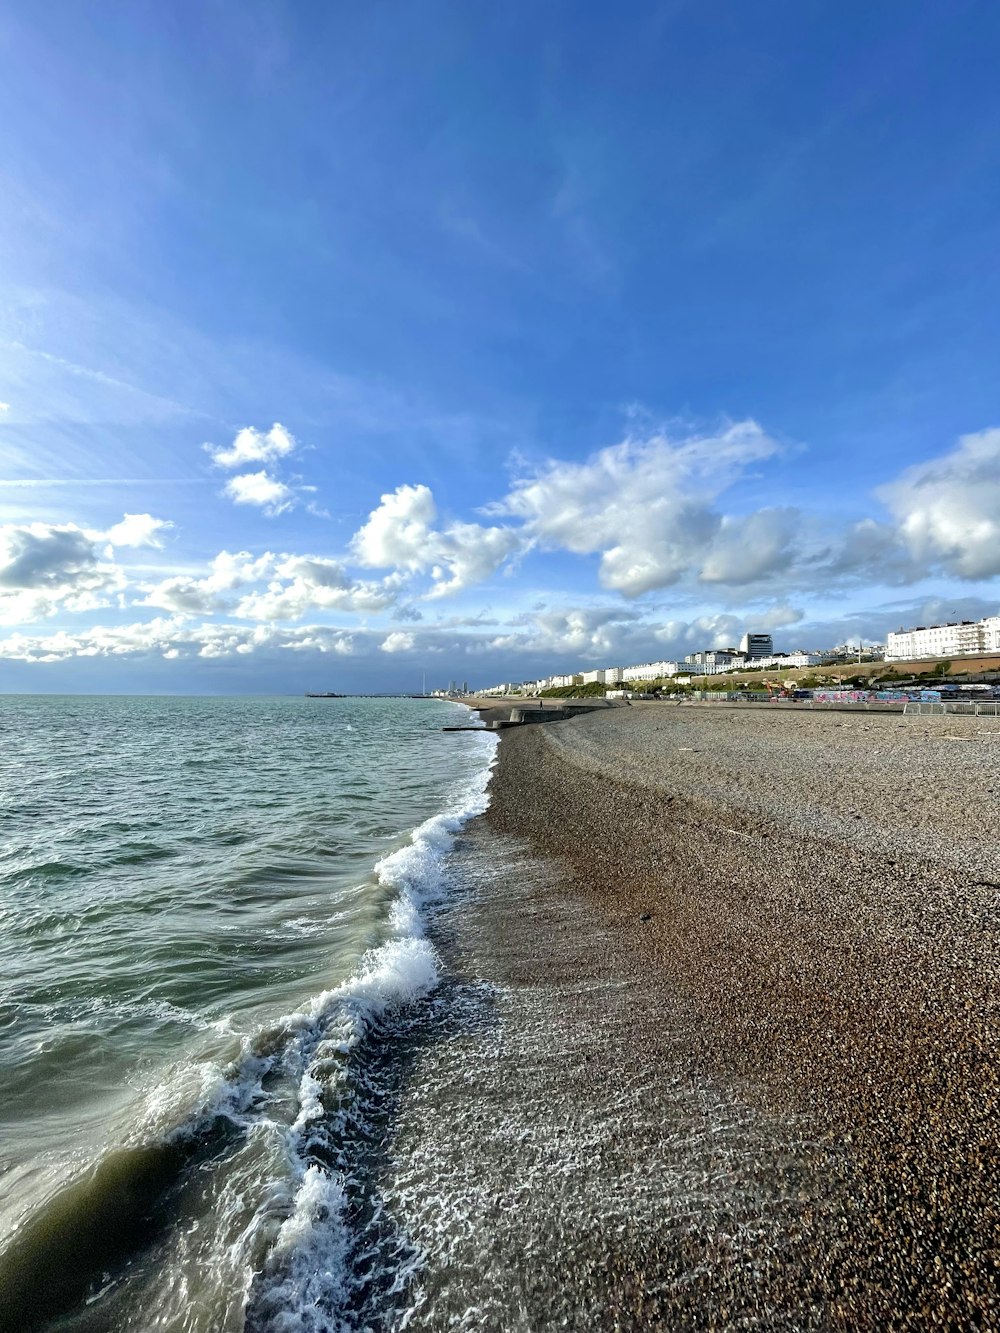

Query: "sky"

xmin=2 ymin=0 xmax=1000 ymax=694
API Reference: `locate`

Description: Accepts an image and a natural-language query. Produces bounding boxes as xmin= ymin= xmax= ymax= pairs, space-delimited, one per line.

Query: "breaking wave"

xmin=0 ymin=724 xmax=496 ymax=1333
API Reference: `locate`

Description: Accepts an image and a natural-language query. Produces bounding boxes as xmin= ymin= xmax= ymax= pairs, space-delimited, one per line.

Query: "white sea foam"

xmin=247 ymin=729 xmax=496 ymax=1330
xmin=377 ymin=731 xmax=495 ymax=940
xmin=252 ymin=1165 xmax=353 ymax=1333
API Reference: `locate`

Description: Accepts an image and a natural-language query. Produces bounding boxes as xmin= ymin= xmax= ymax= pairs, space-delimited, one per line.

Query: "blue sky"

xmin=2 ymin=0 xmax=1000 ymax=692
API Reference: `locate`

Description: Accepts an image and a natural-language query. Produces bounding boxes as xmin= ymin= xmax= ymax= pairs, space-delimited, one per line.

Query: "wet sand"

xmin=478 ymin=704 xmax=1000 ymax=1328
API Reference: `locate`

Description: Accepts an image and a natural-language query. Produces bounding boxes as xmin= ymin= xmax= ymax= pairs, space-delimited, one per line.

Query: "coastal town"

xmin=450 ymin=612 xmax=1000 ymax=699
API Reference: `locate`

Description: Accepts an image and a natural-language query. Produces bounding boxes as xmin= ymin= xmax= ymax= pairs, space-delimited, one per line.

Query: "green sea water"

xmin=0 ymin=694 xmax=495 ymax=1332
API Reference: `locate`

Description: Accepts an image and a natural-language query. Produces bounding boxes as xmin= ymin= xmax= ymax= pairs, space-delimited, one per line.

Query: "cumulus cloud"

xmin=104 ymin=513 xmax=174 ymax=549
xmin=206 ymin=423 xmax=319 ymax=517
xmin=205 ymin=423 xmax=297 ymax=469
xmin=0 ymin=617 xmax=357 ymax=663
xmin=0 ymin=520 xmax=124 ymax=623
xmin=0 ymin=513 xmax=175 ymax=624
xmin=224 ymin=470 xmax=296 ymax=516
xmin=234 ymin=555 xmax=396 ymax=620
xmin=652 ymin=603 xmax=804 ymax=652
xmin=141 ymin=550 xmax=396 ymax=621
xmin=504 ymin=605 xmax=645 ymax=659
xmin=0 ymin=401 xmax=10 ymax=412
xmin=351 ymin=483 xmax=522 ymax=596
xmin=380 ymin=631 xmax=415 ymax=653
xmin=140 ymin=550 xmax=275 ymax=615
xmin=496 ymin=421 xmax=787 ymax=596
xmin=878 ymin=428 xmax=1000 ymax=579
xmin=0 ymin=523 xmax=105 ymax=592
xmin=699 ymin=508 xmax=799 ymax=584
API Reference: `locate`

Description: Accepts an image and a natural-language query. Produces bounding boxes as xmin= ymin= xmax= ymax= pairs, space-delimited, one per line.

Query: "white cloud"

xmin=698 ymin=508 xmax=799 ymax=584
xmin=140 ymin=550 xmax=276 ymax=615
xmin=234 ymin=555 xmax=396 ymax=620
xmin=351 ymin=483 xmax=522 ymax=597
xmin=104 ymin=513 xmax=173 ymax=549
xmin=878 ymin=428 xmax=1000 ymax=579
xmin=505 ymin=605 xmax=644 ymax=659
xmin=496 ymin=421 xmax=785 ymax=596
xmin=205 ymin=423 xmax=297 ymax=469
xmin=141 ymin=551 xmax=395 ymax=621
xmin=141 ymin=576 xmax=226 ymax=616
xmin=0 ymin=520 xmax=125 ymax=623
xmin=205 ymin=423 xmax=319 ymax=517
xmin=0 ymin=402 xmax=10 ymax=412
xmin=224 ymin=470 xmax=296 ymax=516
xmin=380 ymin=631 xmax=415 ymax=653
xmin=0 ymin=617 xmax=357 ymax=663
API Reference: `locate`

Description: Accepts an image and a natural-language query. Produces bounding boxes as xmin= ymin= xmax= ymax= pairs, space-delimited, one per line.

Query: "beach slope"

xmin=484 ymin=704 xmax=1000 ymax=1327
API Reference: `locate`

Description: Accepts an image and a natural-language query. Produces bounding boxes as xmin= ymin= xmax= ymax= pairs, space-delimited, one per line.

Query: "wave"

xmin=0 ymin=728 xmax=497 ymax=1333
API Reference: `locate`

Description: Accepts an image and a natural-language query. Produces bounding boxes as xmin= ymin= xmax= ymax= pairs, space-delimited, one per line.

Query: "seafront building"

xmin=684 ymin=648 xmax=823 ymax=672
xmin=885 ymin=615 xmax=1000 ymax=661
xmin=470 ymin=613 xmax=1000 ymax=696
xmin=622 ymin=660 xmax=708 ymax=683
xmin=686 ymin=649 xmax=741 ymax=668
xmin=474 ymin=629 xmax=849 ymax=696
xmin=739 ymin=632 xmax=773 ymax=659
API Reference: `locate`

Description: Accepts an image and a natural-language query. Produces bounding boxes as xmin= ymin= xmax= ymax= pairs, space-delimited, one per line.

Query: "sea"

xmin=0 ymin=694 xmax=498 ymax=1333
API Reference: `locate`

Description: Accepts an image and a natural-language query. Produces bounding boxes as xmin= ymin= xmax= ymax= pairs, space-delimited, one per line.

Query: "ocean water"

xmin=0 ymin=694 xmax=495 ymax=1333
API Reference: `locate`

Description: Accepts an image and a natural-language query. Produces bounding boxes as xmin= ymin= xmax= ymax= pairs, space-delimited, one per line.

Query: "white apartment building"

xmin=753 ymin=651 xmax=824 ymax=669
xmin=621 ymin=661 xmax=674 ymax=683
xmin=885 ymin=617 xmax=1000 ymax=662
xmin=696 ymin=651 xmax=823 ymax=674
xmin=885 ymin=616 xmax=1000 ymax=662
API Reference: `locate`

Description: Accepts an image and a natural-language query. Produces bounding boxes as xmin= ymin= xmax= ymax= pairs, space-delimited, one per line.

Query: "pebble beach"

xmin=478 ymin=702 xmax=1000 ymax=1328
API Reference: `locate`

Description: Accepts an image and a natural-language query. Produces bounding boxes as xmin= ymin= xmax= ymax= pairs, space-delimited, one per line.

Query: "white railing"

xmin=902 ymin=701 xmax=1000 ymax=716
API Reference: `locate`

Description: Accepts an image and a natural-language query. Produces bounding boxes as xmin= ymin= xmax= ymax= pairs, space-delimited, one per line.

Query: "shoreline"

xmin=476 ymin=703 xmax=1000 ymax=1326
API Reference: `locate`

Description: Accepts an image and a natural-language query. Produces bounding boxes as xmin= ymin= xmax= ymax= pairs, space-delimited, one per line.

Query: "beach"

xmin=471 ymin=702 xmax=1000 ymax=1327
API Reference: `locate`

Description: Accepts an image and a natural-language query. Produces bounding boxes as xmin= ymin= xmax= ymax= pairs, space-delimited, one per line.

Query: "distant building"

xmin=698 ymin=650 xmax=823 ymax=674
xmin=686 ymin=649 xmax=743 ymax=669
xmin=618 ymin=661 xmax=688 ymax=682
xmin=738 ymin=632 xmax=773 ymax=659
xmin=885 ymin=616 xmax=1000 ymax=661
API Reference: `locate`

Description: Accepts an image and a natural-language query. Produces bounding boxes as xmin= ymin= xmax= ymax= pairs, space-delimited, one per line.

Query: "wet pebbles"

xmin=483 ymin=704 xmax=1000 ymax=1329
